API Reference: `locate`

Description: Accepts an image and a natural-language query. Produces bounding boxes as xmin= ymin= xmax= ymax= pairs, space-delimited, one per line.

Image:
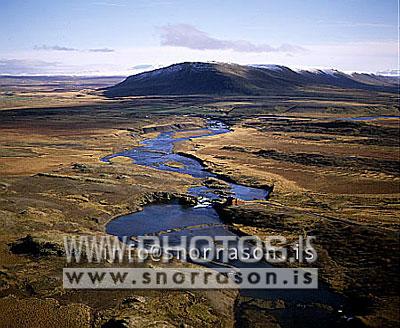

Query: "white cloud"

xmin=1 ymin=40 xmax=397 ymax=75
xmin=34 ymin=45 xmax=78 ymax=51
xmin=159 ymin=24 xmax=305 ymax=54
xmin=130 ymin=64 xmax=154 ymax=70
xmin=319 ymin=20 xmax=395 ymax=28
xmin=90 ymin=1 xmax=126 ymax=7
xmin=88 ymin=48 xmax=115 ymax=53
xmin=33 ymin=45 xmax=115 ymax=53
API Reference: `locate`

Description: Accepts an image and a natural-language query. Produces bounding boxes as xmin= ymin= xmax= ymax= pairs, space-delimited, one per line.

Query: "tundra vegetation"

xmin=0 ymin=74 xmax=398 ymax=327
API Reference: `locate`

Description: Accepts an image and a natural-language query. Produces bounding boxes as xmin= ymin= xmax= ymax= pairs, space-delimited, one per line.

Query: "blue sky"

xmin=0 ymin=0 xmax=398 ymax=75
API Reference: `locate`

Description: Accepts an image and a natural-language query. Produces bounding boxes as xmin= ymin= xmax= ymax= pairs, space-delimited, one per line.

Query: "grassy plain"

xmin=174 ymin=110 xmax=399 ymax=327
xmin=0 ymin=77 xmax=398 ymax=327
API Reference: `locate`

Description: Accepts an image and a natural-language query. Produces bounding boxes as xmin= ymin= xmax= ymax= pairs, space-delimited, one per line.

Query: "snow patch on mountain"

xmin=249 ymin=64 xmax=286 ymax=71
xmin=295 ymin=68 xmax=342 ymax=78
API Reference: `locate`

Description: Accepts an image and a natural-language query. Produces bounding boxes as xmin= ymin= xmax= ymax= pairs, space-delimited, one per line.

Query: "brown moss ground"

xmin=0 ymin=90 xmax=398 ymax=327
xmin=0 ymin=110 xmax=235 ymax=328
xmin=175 ymin=116 xmax=400 ymax=327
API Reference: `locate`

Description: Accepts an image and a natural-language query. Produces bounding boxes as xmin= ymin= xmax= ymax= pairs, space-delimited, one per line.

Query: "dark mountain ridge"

xmin=104 ymin=62 xmax=398 ymax=97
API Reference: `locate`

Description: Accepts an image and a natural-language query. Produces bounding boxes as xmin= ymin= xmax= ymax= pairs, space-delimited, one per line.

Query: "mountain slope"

xmin=104 ymin=62 xmax=398 ymax=97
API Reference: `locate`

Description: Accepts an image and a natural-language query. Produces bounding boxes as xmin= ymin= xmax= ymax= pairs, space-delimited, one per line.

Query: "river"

xmin=102 ymin=119 xmax=352 ymax=327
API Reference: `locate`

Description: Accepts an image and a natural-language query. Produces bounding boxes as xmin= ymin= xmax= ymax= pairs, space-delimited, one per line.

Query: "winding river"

xmin=102 ymin=121 xmax=268 ymax=240
xmin=102 ymin=120 xmax=350 ymax=327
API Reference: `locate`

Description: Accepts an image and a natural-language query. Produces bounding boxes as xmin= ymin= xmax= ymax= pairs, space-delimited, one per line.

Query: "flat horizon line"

xmin=0 ymin=61 xmax=399 ymax=78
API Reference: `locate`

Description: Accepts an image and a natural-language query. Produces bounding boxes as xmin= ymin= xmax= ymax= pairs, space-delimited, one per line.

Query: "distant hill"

xmin=0 ymin=75 xmax=125 ymax=92
xmin=103 ymin=62 xmax=398 ymax=97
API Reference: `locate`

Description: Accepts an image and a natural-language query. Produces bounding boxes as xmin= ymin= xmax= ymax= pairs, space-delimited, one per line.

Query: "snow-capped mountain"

xmin=104 ymin=62 xmax=398 ymax=97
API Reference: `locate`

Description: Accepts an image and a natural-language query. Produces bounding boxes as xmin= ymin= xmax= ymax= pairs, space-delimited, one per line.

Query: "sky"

xmin=0 ymin=0 xmax=398 ymax=75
